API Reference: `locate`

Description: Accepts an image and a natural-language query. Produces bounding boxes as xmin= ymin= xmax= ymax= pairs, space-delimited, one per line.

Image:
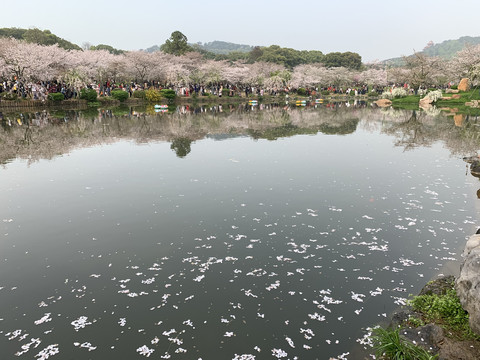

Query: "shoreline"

xmin=377 ymin=226 xmax=480 ymax=359
xmin=0 ymin=94 xmax=375 ymax=110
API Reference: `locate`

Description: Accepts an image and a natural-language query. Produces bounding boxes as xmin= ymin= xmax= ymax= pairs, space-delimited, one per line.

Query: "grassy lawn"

xmin=437 ymin=88 xmax=480 ymax=106
xmin=390 ymin=89 xmax=480 ymax=114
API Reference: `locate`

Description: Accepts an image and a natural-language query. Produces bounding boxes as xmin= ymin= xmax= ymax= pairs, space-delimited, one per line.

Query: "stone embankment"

xmin=456 ymin=230 xmax=480 ymax=334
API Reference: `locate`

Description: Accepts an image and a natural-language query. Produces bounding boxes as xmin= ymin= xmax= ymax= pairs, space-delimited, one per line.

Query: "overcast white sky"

xmin=3 ymin=0 xmax=479 ymax=62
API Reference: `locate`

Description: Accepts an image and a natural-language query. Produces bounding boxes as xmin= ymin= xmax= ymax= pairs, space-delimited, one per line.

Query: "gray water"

xmin=1 ymin=104 xmax=479 ymax=359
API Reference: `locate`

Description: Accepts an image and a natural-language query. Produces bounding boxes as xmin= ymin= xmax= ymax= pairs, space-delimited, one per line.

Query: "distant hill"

xmin=89 ymin=44 xmax=125 ymax=55
xmin=193 ymin=41 xmax=253 ymax=54
xmin=0 ymin=27 xmax=81 ymax=50
xmin=384 ymin=35 xmax=480 ymax=66
xmin=2 ymin=26 xmax=480 ymax=68
xmin=143 ymin=40 xmax=253 ymax=55
xmin=423 ymin=36 xmax=480 ymax=58
xmin=143 ymin=45 xmax=161 ymax=53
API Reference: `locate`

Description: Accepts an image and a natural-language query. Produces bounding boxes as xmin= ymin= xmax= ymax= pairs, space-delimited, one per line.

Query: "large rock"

xmin=464 ymin=157 xmax=480 ymax=177
xmin=388 ymin=309 xmax=444 ymax=354
xmin=458 ymin=78 xmax=470 ymax=92
xmin=401 ymin=324 xmax=444 ymax=354
xmin=454 ymin=114 xmax=465 ymax=127
xmin=456 ymin=233 xmax=480 ymax=334
xmin=374 ymin=99 xmax=392 ymax=107
xmin=419 ymin=96 xmax=433 ymax=108
xmin=446 ymin=88 xmax=460 ymax=94
xmin=419 ymin=275 xmax=455 ymax=296
xmin=465 ymin=100 xmax=480 ymax=108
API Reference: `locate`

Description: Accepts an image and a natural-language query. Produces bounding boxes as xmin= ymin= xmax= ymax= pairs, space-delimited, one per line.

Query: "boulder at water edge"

xmin=456 ymin=232 xmax=480 ymax=335
xmin=374 ymin=99 xmax=392 ymax=107
xmin=419 ymin=96 xmax=433 ymax=108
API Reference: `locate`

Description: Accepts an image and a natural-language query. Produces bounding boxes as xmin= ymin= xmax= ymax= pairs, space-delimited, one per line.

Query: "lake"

xmin=1 ymin=102 xmax=479 ymax=359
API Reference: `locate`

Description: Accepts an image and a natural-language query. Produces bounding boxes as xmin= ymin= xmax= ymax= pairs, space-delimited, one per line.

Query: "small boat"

xmin=154 ymin=104 xmax=168 ymax=109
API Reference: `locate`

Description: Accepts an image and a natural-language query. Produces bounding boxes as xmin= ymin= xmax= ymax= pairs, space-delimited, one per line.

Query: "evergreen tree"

xmin=160 ymin=31 xmax=192 ymax=56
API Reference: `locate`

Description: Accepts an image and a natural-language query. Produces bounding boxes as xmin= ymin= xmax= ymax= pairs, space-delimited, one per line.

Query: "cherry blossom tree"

xmin=358 ymin=68 xmax=388 ymax=88
xmin=124 ymin=51 xmax=157 ymax=84
xmin=327 ymin=67 xmax=353 ymax=88
xmin=106 ymin=55 xmax=128 ymax=83
xmin=401 ymin=52 xmax=444 ymax=90
xmin=0 ymin=37 xmax=69 ymax=83
xmin=221 ymin=63 xmax=250 ymax=86
xmin=290 ymin=64 xmax=328 ymax=89
xmin=244 ymin=62 xmax=285 ymax=87
xmin=263 ymin=73 xmax=289 ymax=91
xmin=387 ymin=66 xmax=409 ymax=86
xmin=199 ymin=59 xmax=226 ymax=85
xmin=450 ymin=44 xmax=480 ymax=84
xmin=1 ymin=34 xmax=471 ymax=98
xmin=162 ymin=61 xmax=190 ymax=87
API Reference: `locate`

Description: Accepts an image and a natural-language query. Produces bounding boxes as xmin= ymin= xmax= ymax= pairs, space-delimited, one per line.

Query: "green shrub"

xmin=297 ymin=88 xmax=307 ymax=96
xmin=160 ymin=89 xmax=176 ymax=100
xmin=111 ymin=89 xmax=129 ymax=102
xmin=1 ymin=92 xmax=18 ymax=100
xmin=112 ymin=106 xmax=131 ymax=116
xmin=371 ymin=327 xmax=438 ymax=360
xmin=145 ymin=89 xmax=163 ymax=103
xmin=132 ymin=90 xmax=146 ymax=99
xmin=50 ymin=110 xmax=66 ymax=118
xmin=368 ymin=91 xmax=378 ymax=97
xmin=80 ymin=88 xmax=98 ymax=102
xmin=98 ymin=97 xmax=116 ymax=104
xmin=80 ymin=107 xmax=100 ymax=118
xmin=222 ymin=88 xmax=230 ymax=97
xmin=450 ymin=85 xmax=458 ymax=90
xmin=407 ymin=315 xmax=425 ymax=327
xmin=47 ymin=92 xmax=64 ymax=101
xmin=321 ymin=90 xmax=330 ymax=96
xmin=409 ymin=284 xmax=479 ymax=340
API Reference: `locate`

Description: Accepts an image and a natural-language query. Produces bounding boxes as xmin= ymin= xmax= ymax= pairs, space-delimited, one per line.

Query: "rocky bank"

xmin=456 ymin=231 xmax=480 ymax=335
xmin=386 ymin=230 xmax=480 ymax=359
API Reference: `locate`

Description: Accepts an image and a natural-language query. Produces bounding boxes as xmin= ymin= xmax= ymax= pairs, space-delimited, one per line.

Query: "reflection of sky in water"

xmin=0 ymin=122 xmax=478 ymax=359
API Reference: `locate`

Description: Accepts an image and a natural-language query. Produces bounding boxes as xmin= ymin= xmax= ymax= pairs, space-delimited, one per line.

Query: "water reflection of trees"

xmin=1 ymin=104 xmax=480 ymax=163
xmin=170 ymin=137 xmax=192 ymax=158
xmin=379 ymin=108 xmax=480 ymax=155
xmin=382 ymin=110 xmax=432 ymax=151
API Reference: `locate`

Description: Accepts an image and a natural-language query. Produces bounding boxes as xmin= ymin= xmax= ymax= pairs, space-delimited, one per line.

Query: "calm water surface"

xmin=1 ymin=104 xmax=479 ymax=359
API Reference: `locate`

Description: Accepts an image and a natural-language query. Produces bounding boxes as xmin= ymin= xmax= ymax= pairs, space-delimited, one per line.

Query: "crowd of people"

xmin=0 ymin=76 xmax=445 ymax=103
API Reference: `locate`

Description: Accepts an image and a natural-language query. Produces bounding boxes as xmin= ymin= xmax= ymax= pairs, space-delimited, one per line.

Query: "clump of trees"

xmin=1 ymin=29 xmax=480 ymax=100
xmin=88 ymin=44 xmax=124 ymax=55
xmin=0 ymin=27 xmax=81 ymax=50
